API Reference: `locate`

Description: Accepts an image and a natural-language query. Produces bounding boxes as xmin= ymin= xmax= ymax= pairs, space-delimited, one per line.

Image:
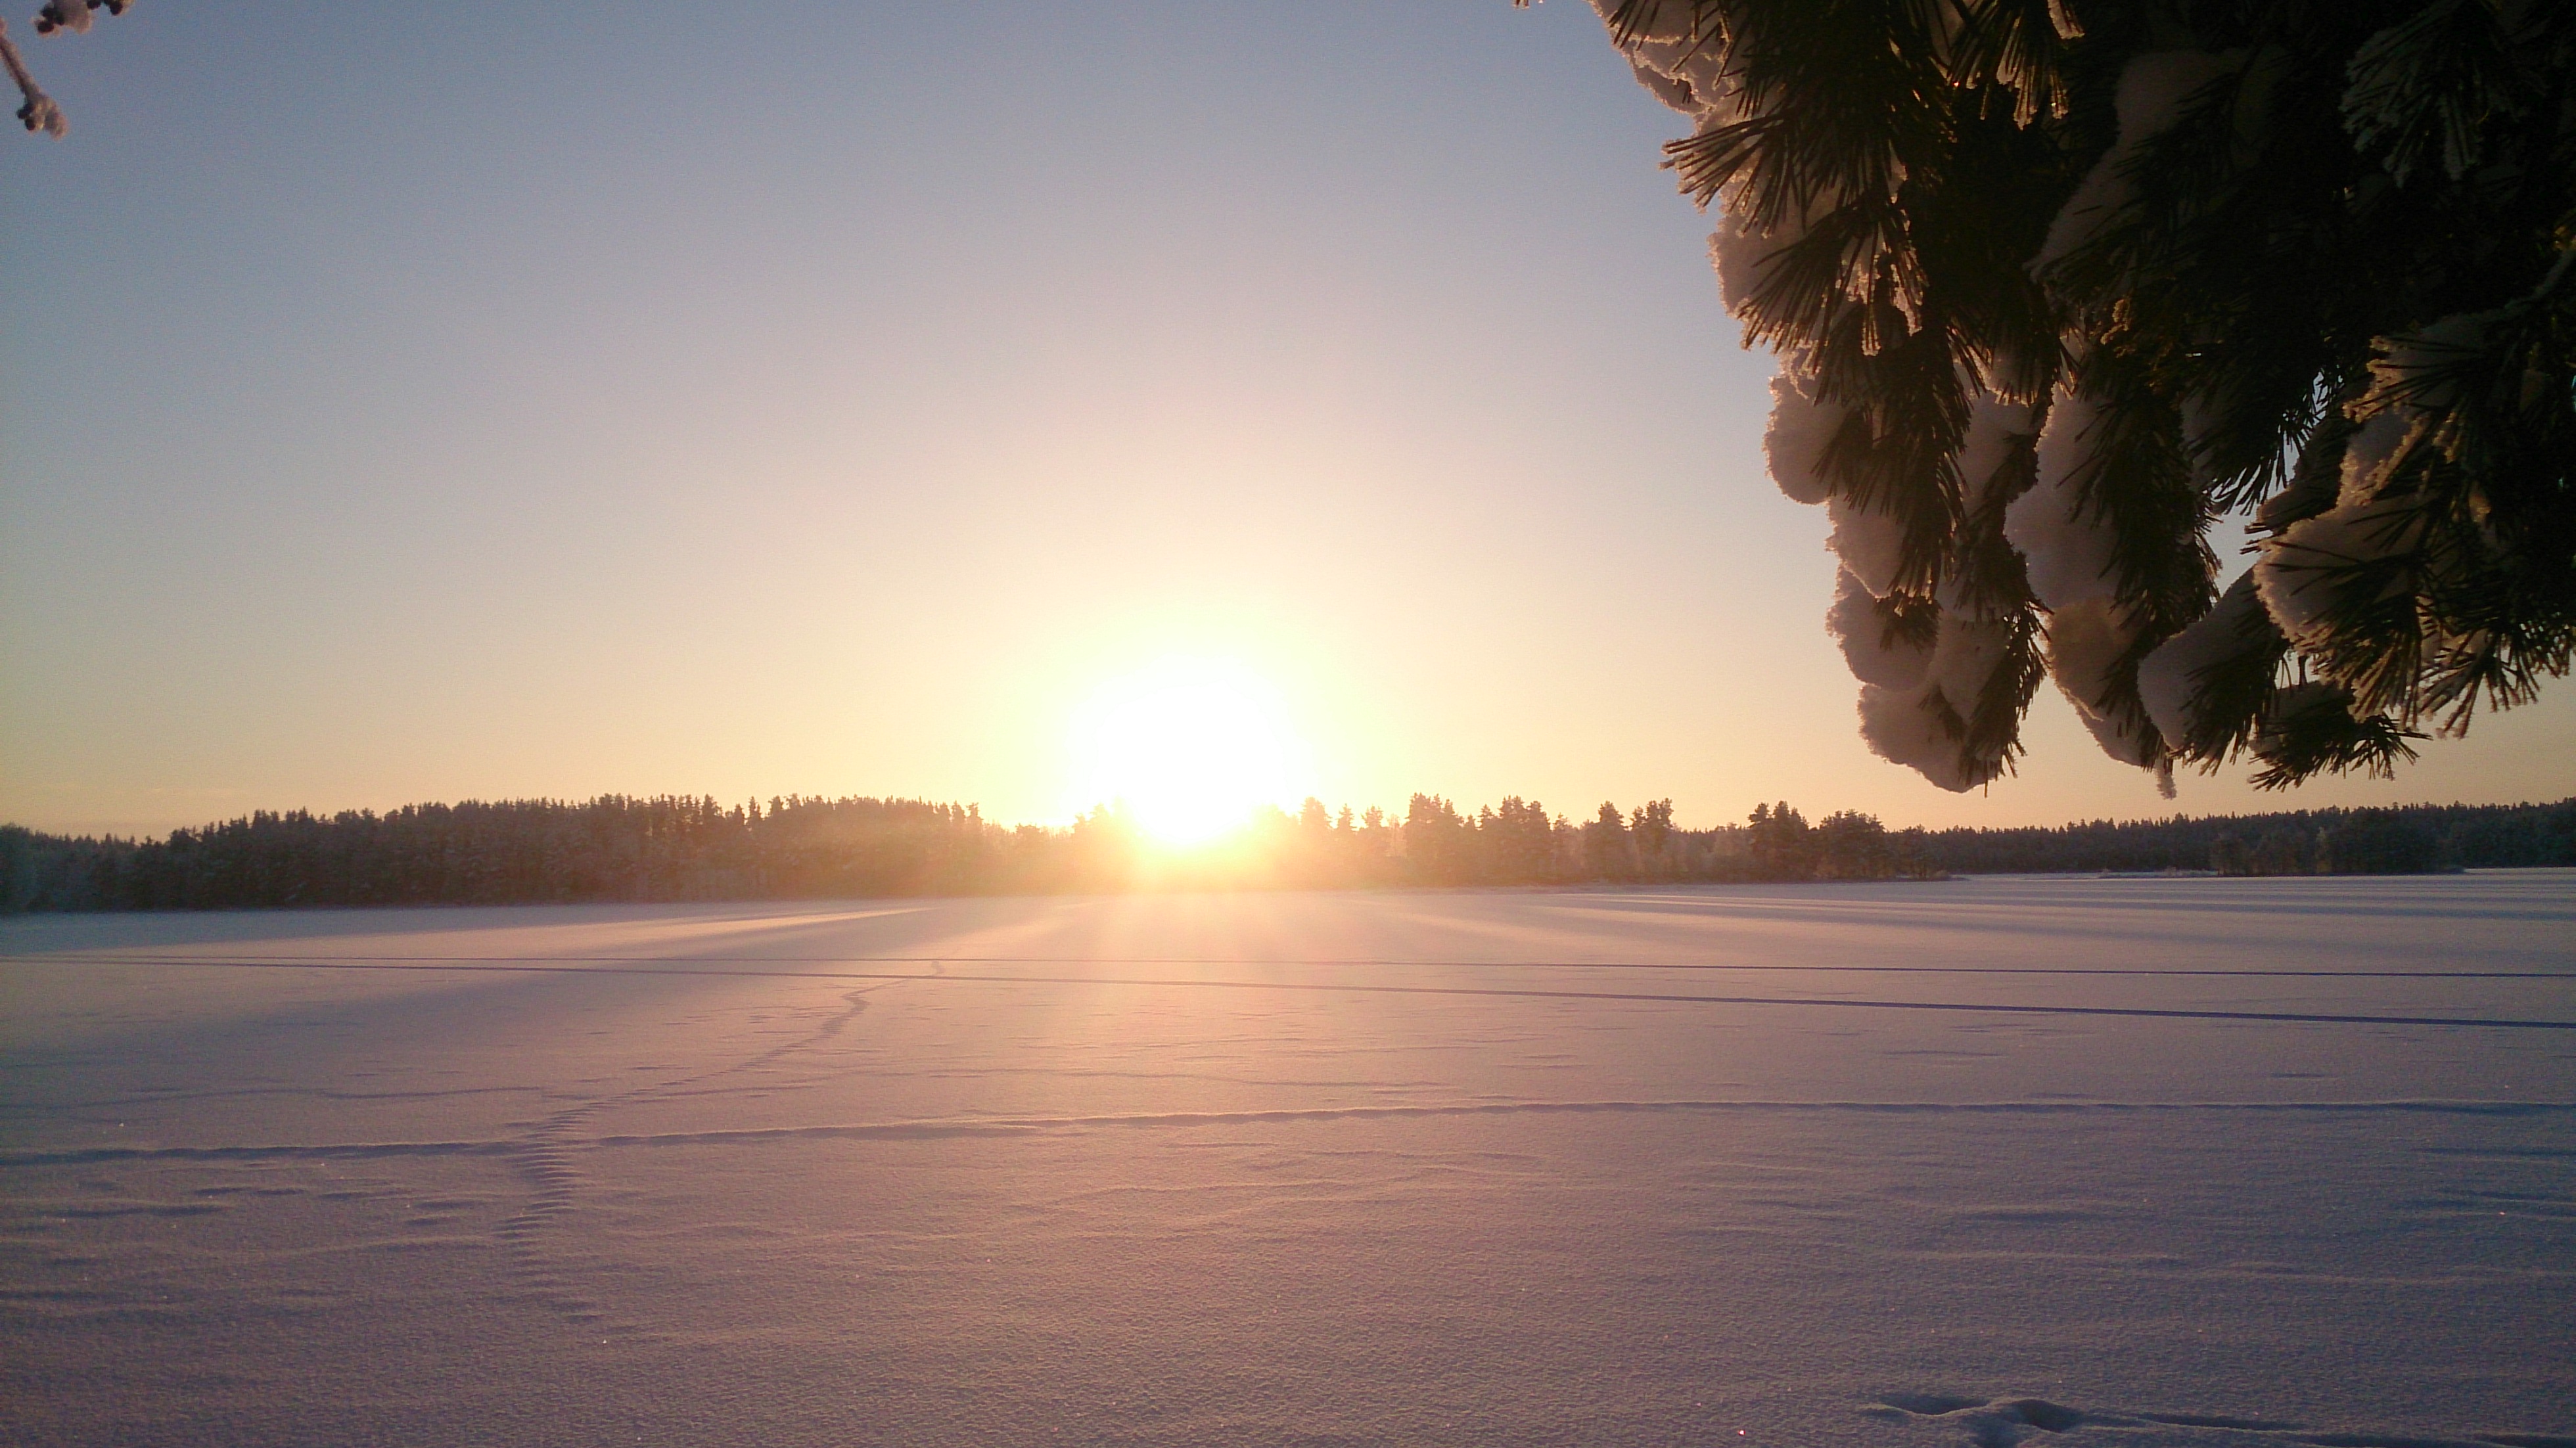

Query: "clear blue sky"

xmin=4 ymin=1 xmax=2567 ymax=836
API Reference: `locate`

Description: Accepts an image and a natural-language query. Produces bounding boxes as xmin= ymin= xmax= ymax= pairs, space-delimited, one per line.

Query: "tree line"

xmin=3 ymin=794 xmax=2569 ymax=914
xmin=1920 ymin=798 xmax=2576 ymax=878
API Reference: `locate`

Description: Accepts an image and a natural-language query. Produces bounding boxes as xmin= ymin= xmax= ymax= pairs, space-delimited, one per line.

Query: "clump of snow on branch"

xmin=1 ymin=21 xmax=61 ymax=135
xmin=1608 ymin=0 xmax=1853 ymax=347
xmin=1828 ymin=380 xmax=2028 ymax=792
xmin=1826 ymin=496 xmax=1906 ymax=598
xmin=1603 ymin=0 xmax=1741 ymax=122
xmin=1854 ymin=683 xmax=1957 ymax=785
xmin=2335 ymin=410 xmax=2413 ymax=504
xmin=2015 ymin=53 xmax=2250 ymax=777
xmin=2035 ymin=50 xmax=2240 ymax=273
xmin=1707 ymin=204 xmax=1768 ymax=315
xmin=2254 ymin=495 xmax=2424 ymax=651
xmin=1597 ymin=7 xmax=2428 ymax=796
xmin=2136 ymin=572 xmax=2265 ymax=750
xmin=2007 ymin=392 xmax=2118 ymax=614
xmin=1590 ymin=0 xmax=2571 ymax=795
xmin=1600 ymin=0 xmax=2032 ymax=792
xmin=35 ymin=1 xmax=99 ymax=37
xmin=2010 ymin=51 xmax=2258 ymax=783
xmin=1956 ymin=396 xmax=2033 ymax=512
xmin=1827 ymin=571 xmax=1931 ymax=691
xmin=1761 ymin=364 xmax=1842 ymax=507
xmin=9 ymin=2 xmax=133 ymax=138
xmin=2249 ymin=309 xmax=2494 ymax=656
xmin=2050 ymin=600 xmax=2163 ymax=768
xmin=1990 ymin=51 xmax=2257 ymax=784
xmin=1929 ymin=614 xmax=2012 ymax=718
xmin=1852 ymin=608 xmax=2015 ymax=792
xmin=2002 ymin=388 xmax=2166 ymax=771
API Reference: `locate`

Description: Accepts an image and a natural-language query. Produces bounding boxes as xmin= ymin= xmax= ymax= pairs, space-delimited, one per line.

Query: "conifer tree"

xmin=1580 ymin=0 xmax=2573 ymax=790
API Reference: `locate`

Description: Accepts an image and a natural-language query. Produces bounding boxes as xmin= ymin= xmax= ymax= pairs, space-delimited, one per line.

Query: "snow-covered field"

xmin=5 ymin=874 xmax=2571 ymax=1447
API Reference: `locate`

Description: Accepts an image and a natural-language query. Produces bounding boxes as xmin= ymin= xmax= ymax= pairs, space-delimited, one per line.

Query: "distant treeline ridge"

xmin=3 ymin=794 xmax=2569 ymax=913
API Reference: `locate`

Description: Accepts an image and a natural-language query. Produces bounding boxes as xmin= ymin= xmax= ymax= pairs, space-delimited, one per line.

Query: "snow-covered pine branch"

xmin=1589 ymin=0 xmax=2575 ymax=793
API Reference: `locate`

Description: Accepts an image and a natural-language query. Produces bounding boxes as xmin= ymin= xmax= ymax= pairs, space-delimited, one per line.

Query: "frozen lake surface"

xmin=5 ymin=874 xmax=2573 ymax=1447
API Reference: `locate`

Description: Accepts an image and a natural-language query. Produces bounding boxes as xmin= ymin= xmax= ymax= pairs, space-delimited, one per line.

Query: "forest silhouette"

xmin=5 ymin=794 xmax=2569 ymax=913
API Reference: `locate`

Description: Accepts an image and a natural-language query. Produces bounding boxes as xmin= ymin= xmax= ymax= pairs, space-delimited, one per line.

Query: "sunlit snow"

xmin=5 ymin=874 xmax=2571 ymax=1445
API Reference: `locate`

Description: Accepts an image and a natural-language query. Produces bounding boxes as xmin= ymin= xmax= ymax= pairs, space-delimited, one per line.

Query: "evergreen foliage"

xmin=1579 ymin=0 xmax=2575 ymax=792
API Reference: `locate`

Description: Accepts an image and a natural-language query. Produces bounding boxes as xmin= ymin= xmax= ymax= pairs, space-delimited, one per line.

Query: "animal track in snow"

xmin=492 ymin=980 xmax=911 ymax=1334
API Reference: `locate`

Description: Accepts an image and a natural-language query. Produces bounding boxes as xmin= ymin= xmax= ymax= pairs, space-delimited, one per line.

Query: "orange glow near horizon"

xmin=1068 ymin=659 xmax=1310 ymax=846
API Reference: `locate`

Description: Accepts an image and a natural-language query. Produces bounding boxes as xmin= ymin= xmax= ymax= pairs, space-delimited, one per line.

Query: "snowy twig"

xmin=1 ymin=18 xmax=67 ymax=137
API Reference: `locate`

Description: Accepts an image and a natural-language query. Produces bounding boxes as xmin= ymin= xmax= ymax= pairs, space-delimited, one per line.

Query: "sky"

xmin=3 ymin=0 xmax=2569 ymax=839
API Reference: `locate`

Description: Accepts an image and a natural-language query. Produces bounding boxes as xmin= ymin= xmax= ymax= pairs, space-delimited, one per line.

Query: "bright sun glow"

xmin=1070 ymin=660 xmax=1304 ymax=846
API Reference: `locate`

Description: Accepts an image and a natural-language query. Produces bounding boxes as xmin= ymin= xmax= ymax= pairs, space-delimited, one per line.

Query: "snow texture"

xmin=2005 ymin=389 xmax=2171 ymax=773
xmin=1828 ymin=495 xmax=1910 ymax=599
xmin=1709 ymin=201 xmax=1775 ymax=317
xmin=35 ymin=1 xmax=93 ymax=37
xmin=1607 ymin=10 xmax=2236 ymax=788
xmin=1956 ymin=394 xmax=2035 ymax=514
xmin=5 ymin=884 xmax=2571 ymax=1446
xmin=1599 ymin=0 xmax=1738 ymax=124
xmin=1928 ymin=609 xmax=2012 ymax=716
xmin=1624 ymin=52 xmax=1699 ymax=112
xmin=2253 ymin=494 xmax=2425 ymax=650
xmin=2368 ymin=309 xmax=2498 ymax=418
xmin=1601 ymin=0 xmax=2034 ymax=792
xmin=1813 ymin=385 xmax=2037 ymax=789
xmin=2255 ymin=432 xmax=2360 ymax=535
xmin=1709 ymin=187 xmax=1849 ymax=323
xmin=2035 ymin=50 xmax=2240 ymax=274
xmin=1850 ymin=605 xmax=2015 ymax=792
xmin=2009 ymin=390 xmax=2120 ymax=614
xmin=1764 ymin=366 xmax=1843 ymax=506
xmin=2335 ymin=409 xmax=2412 ymax=509
xmin=2137 ymin=571 xmax=2268 ymax=751
xmin=1829 ymin=568 xmax=1935 ymax=691
xmin=2045 ymin=595 xmax=2160 ymax=767
xmin=2248 ymin=308 xmax=2502 ymax=652
xmin=1856 ymin=680 xmax=1966 ymax=786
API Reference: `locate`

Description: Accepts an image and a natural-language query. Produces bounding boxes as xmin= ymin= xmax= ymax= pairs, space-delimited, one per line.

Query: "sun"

xmin=1070 ymin=660 xmax=1304 ymax=847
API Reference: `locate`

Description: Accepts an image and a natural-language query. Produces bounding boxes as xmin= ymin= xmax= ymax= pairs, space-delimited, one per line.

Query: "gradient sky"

xmin=4 ymin=0 xmax=2569 ymax=838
